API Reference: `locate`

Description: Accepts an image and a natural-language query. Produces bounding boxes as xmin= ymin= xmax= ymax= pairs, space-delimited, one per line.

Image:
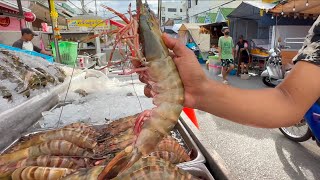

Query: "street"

xmin=198 ymin=67 xmax=320 ymax=180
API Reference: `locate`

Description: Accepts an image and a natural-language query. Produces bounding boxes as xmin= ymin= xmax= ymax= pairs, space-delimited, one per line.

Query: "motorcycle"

xmin=260 ymin=47 xmax=291 ymax=87
xmin=279 ymin=102 xmax=320 ymax=147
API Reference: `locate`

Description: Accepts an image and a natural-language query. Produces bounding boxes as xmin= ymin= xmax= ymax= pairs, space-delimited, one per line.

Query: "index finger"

xmin=162 ymin=33 xmax=190 ymax=57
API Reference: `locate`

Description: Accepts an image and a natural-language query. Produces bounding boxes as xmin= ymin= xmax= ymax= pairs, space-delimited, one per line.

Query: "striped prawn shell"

xmin=11 ymin=166 xmax=74 ymax=180
xmin=113 ymin=156 xmax=199 ymax=180
xmin=62 ymin=123 xmax=100 ymax=138
xmin=97 ymin=114 xmax=137 ymax=141
xmin=0 ymin=140 xmax=92 ymax=166
xmin=94 ymin=137 xmax=135 ymax=158
xmin=154 ymin=136 xmax=191 ymax=163
xmin=0 ymin=156 xmax=87 ymax=178
xmin=10 ymin=129 xmax=97 ymax=153
xmin=62 ymin=166 xmax=104 ymax=180
xmin=149 ymin=151 xmax=183 ymax=164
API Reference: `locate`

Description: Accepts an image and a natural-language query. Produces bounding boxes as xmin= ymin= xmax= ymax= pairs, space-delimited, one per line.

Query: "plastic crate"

xmin=51 ymin=41 xmax=78 ymax=65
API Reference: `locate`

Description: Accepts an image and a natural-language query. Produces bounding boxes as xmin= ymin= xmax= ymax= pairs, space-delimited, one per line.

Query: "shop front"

xmin=269 ymin=0 xmax=320 ymax=65
xmin=0 ymin=0 xmax=30 ymax=31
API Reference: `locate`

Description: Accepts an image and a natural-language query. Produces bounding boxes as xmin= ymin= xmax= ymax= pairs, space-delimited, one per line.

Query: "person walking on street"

xmin=218 ymin=27 xmax=235 ymax=84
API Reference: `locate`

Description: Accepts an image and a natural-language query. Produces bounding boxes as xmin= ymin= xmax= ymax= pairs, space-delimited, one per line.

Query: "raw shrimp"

xmin=98 ymin=0 xmax=184 ymax=178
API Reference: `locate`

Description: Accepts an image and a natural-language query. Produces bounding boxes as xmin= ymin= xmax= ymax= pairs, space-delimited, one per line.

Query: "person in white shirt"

xmin=12 ymin=28 xmax=52 ymax=56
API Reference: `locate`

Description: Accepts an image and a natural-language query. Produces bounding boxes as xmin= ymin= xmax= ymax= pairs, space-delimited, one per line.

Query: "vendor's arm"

xmin=196 ymin=61 xmax=320 ymax=128
xmin=162 ymin=33 xmax=320 ymax=128
xmin=34 ymin=45 xmax=52 ymax=56
xmin=235 ymin=44 xmax=239 ymax=58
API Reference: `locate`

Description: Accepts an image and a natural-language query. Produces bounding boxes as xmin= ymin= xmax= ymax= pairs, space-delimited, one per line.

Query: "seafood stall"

xmin=0 ymin=1 xmax=232 ymax=179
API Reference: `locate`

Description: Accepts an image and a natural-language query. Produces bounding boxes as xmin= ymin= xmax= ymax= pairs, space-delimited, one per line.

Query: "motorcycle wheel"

xmin=262 ymin=76 xmax=276 ymax=87
xmin=279 ymin=119 xmax=312 ymax=142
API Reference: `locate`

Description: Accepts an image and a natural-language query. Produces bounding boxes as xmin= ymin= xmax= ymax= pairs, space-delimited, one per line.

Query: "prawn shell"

xmin=11 ymin=166 xmax=74 ymax=180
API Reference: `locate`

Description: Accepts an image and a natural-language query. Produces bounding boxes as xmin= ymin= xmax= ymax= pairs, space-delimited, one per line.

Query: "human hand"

xmin=161 ymin=33 xmax=209 ymax=108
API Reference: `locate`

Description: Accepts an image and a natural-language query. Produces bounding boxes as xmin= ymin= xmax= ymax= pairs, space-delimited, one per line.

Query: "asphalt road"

xmin=198 ymin=67 xmax=320 ymax=180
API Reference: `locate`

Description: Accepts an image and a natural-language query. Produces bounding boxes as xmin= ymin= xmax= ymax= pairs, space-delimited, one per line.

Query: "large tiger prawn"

xmin=97 ymin=0 xmax=185 ymax=179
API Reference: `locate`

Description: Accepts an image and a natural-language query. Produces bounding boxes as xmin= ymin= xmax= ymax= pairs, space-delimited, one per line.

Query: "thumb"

xmin=162 ymin=33 xmax=189 ymax=57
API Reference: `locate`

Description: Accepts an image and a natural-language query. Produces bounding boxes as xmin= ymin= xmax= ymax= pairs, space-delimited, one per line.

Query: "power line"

xmin=190 ymin=0 xmax=236 ymax=17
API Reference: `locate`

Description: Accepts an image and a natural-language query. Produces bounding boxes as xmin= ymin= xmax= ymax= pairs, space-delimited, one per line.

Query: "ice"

xmin=39 ymin=72 xmax=154 ymax=128
xmin=0 ymin=49 xmax=66 ymax=113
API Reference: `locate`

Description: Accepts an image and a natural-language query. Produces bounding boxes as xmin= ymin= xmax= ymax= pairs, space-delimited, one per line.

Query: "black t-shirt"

xmin=12 ymin=39 xmax=42 ymax=53
xmin=236 ymin=40 xmax=249 ymax=57
xmin=293 ymin=16 xmax=320 ymax=66
xmin=293 ymin=16 xmax=320 ymax=104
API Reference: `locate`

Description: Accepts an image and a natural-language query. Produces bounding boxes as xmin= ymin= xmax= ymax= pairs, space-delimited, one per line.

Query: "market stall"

xmin=227 ymin=0 xmax=316 ymax=75
xmin=269 ymin=0 xmax=320 ymax=65
xmin=200 ymin=21 xmax=227 ymax=47
xmin=0 ymin=1 xmax=235 ymax=178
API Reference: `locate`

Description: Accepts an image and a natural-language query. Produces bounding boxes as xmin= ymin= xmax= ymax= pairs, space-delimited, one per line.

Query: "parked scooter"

xmin=260 ymin=47 xmax=291 ymax=87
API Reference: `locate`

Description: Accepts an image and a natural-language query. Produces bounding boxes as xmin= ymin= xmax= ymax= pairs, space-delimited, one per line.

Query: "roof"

xmin=197 ymin=13 xmax=217 ymax=24
xmin=270 ymin=0 xmax=320 ymax=16
xmin=197 ymin=16 xmax=206 ymax=23
xmin=0 ymin=0 xmax=31 ymax=12
xmin=219 ymin=8 xmax=235 ymax=19
xmin=207 ymin=13 xmax=217 ymax=23
xmin=201 ymin=21 xmax=228 ymax=28
xmin=227 ymin=1 xmax=276 ymax=20
xmin=172 ymin=24 xmax=182 ymax=33
xmin=179 ymin=23 xmax=205 ymax=31
xmin=163 ymin=19 xmax=174 ymax=26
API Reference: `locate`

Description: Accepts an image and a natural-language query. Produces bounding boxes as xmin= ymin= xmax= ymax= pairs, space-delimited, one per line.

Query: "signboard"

xmin=67 ymin=19 xmax=109 ymax=30
xmin=0 ymin=17 xmax=10 ymax=27
xmin=0 ymin=6 xmax=19 ymax=16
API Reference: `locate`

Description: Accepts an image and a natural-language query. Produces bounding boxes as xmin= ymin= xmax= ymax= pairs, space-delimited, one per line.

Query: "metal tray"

xmin=181 ymin=163 xmax=215 ymax=180
xmin=175 ymin=119 xmax=206 ymax=166
xmin=1 ymin=118 xmax=205 ymax=168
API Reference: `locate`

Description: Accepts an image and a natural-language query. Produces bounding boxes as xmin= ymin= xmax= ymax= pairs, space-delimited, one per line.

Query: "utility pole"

xmin=80 ymin=0 xmax=85 ymax=14
xmin=95 ymin=0 xmax=97 ymax=15
xmin=157 ymin=0 xmax=163 ymax=26
xmin=186 ymin=0 xmax=190 ymax=23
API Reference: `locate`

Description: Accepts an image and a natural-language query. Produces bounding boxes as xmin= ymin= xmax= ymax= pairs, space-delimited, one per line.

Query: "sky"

xmin=66 ymin=0 xmax=165 ymax=18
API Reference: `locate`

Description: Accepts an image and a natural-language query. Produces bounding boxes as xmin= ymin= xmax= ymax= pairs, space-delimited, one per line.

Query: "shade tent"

xmin=270 ymin=0 xmax=320 ymax=16
xmin=172 ymin=24 xmax=182 ymax=33
xmin=227 ymin=1 xmax=276 ymax=20
xmin=177 ymin=23 xmax=210 ymax=52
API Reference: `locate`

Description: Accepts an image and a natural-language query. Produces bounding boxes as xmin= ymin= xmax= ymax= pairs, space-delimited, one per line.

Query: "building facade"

xmin=161 ymin=1 xmax=187 ymax=25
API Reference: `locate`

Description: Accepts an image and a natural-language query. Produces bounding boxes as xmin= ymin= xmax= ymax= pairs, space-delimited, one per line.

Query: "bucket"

xmin=51 ymin=41 xmax=78 ymax=66
xmin=208 ymin=56 xmax=221 ymax=76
